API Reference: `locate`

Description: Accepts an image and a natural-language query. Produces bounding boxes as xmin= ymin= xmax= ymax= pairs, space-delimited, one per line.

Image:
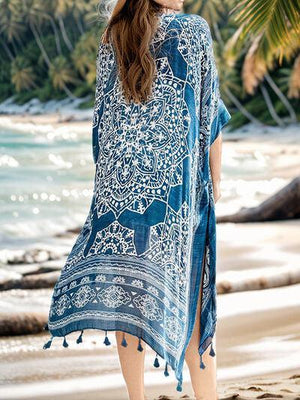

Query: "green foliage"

xmin=78 ymin=96 xmax=94 ymax=109
xmin=233 ymin=0 xmax=299 ymax=58
xmin=0 ymin=83 xmax=13 ymax=102
xmin=35 ymin=79 xmax=67 ymax=102
xmin=73 ymin=82 xmax=94 ymax=98
xmin=0 ymin=0 xmax=298 ymax=127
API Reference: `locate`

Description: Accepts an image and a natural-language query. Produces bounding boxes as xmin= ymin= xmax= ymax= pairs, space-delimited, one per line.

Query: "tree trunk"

xmin=62 ymin=83 xmax=77 ymax=100
xmin=260 ymin=83 xmax=285 ymax=127
xmin=47 ymin=15 xmax=62 ymax=54
xmin=217 ymin=266 xmax=300 ymax=294
xmin=265 ymin=73 xmax=297 ymax=123
xmin=217 ymin=176 xmax=300 ymax=223
xmin=58 ymin=15 xmax=73 ymax=51
xmin=0 ymin=312 xmax=47 ymax=335
xmin=0 ymin=37 xmax=14 ymax=61
xmin=29 ymin=22 xmax=51 ymax=67
xmin=224 ymin=87 xmax=264 ymax=126
xmin=75 ymin=17 xmax=84 ymax=35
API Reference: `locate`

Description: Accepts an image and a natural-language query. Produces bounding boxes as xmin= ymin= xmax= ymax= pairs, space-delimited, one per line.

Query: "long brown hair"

xmin=103 ymin=0 xmax=162 ymax=104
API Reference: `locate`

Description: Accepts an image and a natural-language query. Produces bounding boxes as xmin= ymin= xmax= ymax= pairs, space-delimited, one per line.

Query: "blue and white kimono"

xmin=44 ymin=11 xmax=231 ymax=391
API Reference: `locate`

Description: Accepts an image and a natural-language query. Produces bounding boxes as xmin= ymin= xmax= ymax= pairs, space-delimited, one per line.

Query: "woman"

xmin=43 ymin=0 xmax=231 ymax=399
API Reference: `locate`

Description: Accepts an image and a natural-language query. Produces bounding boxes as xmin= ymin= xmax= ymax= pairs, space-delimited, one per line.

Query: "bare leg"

xmin=185 ymin=257 xmax=217 ymax=400
xmin=116 ymin=331 xmax=146 ymax=400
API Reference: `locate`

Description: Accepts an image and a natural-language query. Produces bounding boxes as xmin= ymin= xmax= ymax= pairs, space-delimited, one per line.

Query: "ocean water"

xmin=0 ymin=123 xmax=94 ymax=250
xmin=0 ymin=121 xmax=287 ymax=251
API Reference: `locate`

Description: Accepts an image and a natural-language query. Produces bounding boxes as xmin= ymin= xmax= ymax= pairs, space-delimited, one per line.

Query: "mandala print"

xmin=133 ymin=294 xmax=163 ymax=321
xmin=93 ymin=59 xmax=191 ymax=218
xmin=46 ymin=14 xmax=231 ymax=389
xmin=98 ymin=285 xmax=131 ymax=308
xmin=87 ymin=220 xmax=137 ymax=256
xmin=72 ymin=285 xmax=96 ymax=308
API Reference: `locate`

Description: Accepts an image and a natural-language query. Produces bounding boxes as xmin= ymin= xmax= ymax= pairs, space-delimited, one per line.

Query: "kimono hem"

xmin=43 ymin=12 xmax=231 ymax=391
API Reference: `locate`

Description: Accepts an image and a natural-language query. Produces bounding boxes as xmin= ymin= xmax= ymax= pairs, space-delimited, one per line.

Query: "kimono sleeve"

xmin=92 ymin=41 xmax=113 ymax=163
xmin=199 ymin=21 xmax=231 ymax=148
xmin=92 ymin=43 xmax=103 ymax=164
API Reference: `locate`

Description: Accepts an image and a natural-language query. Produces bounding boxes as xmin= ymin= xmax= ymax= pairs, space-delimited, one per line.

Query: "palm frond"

xmin=233 ymin=0 xmax=300 ymax=57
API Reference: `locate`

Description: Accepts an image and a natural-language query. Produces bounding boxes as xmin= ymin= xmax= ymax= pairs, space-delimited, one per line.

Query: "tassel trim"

xmin=103 ymin=330 xmax=111 ymax=346
xmin=137 ymin=337 xmax=143 ymax=352
xmin=121 ymin=332 xmax=128 ymax=347
xmin=164 ymin=361 xmax=169 ymax=377
xmin=176 ymin=380 xmax=182 ymax=392
xmin=76 ymin=330 xmax=84 ymax=344
xmin=200 ymin=354 xmax=206 ymax=369
xmin=209 ymin=342 xmax=216 ymax=357
xmin=43 ymin=336 xmax=53 ymax=349
xmin=43 ymin=330 xmax=187 ymax=392
xmin=153 ymin=353 xmax=160 ymax=368
xmin=63 ymin=336 xmax=69 ymax=348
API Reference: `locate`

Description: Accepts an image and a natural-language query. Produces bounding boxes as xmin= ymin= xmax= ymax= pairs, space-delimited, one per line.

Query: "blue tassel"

xmin=176 ymin=381 xmax=182 ymax=392
xmin=153 ymin=353 xmax=160 ymax=368
xmin=164 ymin=362 xmax=169 ymax=377
xmin=121 ymin=332 xmax=128 ymax=347
xmin=104 ymin=330 xmax=111 ymax=346
xmin=209 ymin=342 xmax=216 ymax=357
xmin=63 ymin=336 xmax=69 ymax=348
xmin=76 ymin=330 xmax=83 ymax=344
xmin=43 ymin=336 xmax=53 ymax=349
xmin=200 ymin=354 xmax=206 ymax=369
xmin=137 ymin=337 xmax=143 ymax=352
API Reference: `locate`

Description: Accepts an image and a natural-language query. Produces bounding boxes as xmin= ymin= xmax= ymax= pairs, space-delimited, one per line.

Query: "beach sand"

xmin=0 ymin=283 xmax=299 ymax=400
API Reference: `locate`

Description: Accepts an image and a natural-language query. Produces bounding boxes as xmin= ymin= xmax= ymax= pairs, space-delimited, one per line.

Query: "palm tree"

xmin=228 ymin=0 xmax=300 ymax=100
xmin=11 ymin=55 xmax=37 ymax=91
xmin=184 ymin=0 xmax=229 ymax=45
xmin=0 ymin=0 xmax=25 ymax=45
xmin=49 ymin=55 xmax=79 ymax=98
xmin=53 ymin=0 xmax=74 ymax=51
xmin=71 ymin=31 xmax=98 ymax=85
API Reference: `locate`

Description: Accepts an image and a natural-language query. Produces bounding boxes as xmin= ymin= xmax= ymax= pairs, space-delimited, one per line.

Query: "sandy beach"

xmin=0 ymin=284 xmax=299 ymax=399
xmin=0 ymin=110 xmax=299 ymax=400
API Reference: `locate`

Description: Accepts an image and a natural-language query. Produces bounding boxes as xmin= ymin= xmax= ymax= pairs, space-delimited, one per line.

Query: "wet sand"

xmin=0 ymin=284 xmax=299 ymax=399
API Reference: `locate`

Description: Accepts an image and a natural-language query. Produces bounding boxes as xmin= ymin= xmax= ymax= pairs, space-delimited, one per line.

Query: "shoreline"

xmin=0 ymin=285 xmax=299 ymax=398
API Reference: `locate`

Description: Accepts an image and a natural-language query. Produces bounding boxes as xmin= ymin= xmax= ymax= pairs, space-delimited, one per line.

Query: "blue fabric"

xmin=211 ymin=98 xmax=231 ymax=146
xmin=45 ymin=11 xmax=231 ymax=389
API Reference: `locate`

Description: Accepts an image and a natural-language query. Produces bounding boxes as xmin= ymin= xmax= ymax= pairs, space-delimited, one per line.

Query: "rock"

xmin=0 ymin=270 xmax=22 ymax=290
xmin=4 ymin=248 xmax=61 ymax=265
xmin=20 ymin=271 xmax=61 ymax=289
xmin=22 ymin=260 xmax=63 ymax=276
xmin=0 ymin=270 xmax=60 ymax=291
xmin=0 ymin=312 xmax=47 ymax=335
